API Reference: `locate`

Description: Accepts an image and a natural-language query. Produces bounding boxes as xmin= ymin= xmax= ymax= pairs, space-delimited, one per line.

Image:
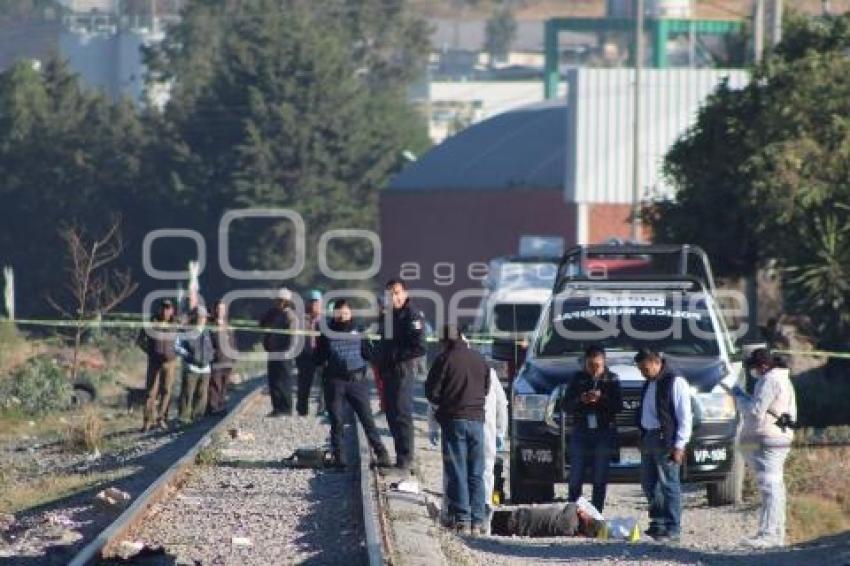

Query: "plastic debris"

xmin=391 ymin=479 xmax=420 ymax=494
xmin=232 ymin=536 xmax=252 ymax=547
xmin=95 ymin=487 xmax=131 ymax=508
xmin=228 ymin=429 xmax=256 ymax=442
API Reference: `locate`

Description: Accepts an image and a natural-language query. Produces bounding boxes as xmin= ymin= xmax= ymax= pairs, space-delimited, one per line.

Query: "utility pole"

xmin=631 ymin=0 xmax=644 ymax=241
xmin=754 ymin=0 xmax=783 ymax=64
xmin=753 ymin=0 xmax=765 ymax=64
xmin=766 ymin=0 xmax=782 ymax=48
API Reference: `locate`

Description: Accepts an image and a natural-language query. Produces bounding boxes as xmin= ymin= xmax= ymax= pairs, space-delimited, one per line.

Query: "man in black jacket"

xmin=369 ymin=279 xmax=426 ymax=469
xmin=563 ymin=345 xmax=622 ymax=511
xmin=314 ymin=300 xmax=390 ymax=468
xmin=138 ymin=299 xmax=178 ymax=432
xmin=259 ymin=288 xmax=298 ymax=416
xmin=426 ymin=325 xmax=490 ymax=534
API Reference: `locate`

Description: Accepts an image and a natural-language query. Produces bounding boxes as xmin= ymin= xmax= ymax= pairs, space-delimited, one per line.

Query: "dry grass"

xmin=0 ymin=470 xmax=127 ymax=515
xmin=785 ymin=444 xmax=850 ymax=544
xmin=63 ymin=406 xmax=105 ymax=453
xmin=0 ymin=322 xmax=33 ymax=376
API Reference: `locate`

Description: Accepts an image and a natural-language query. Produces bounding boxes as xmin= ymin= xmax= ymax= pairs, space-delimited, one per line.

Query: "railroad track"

xmin=67 ymin=383 xmax=387 ymax=565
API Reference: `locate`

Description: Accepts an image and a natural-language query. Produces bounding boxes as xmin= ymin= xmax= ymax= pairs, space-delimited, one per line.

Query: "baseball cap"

xmin=276 ymin=287 xmax=292 ymax=301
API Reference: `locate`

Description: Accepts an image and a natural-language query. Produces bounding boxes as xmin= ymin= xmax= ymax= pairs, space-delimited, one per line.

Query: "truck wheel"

xmin=706 ymin=448 xmax=744 ymax=506
xmin=510 ymin=477 xmax=555 ymax=504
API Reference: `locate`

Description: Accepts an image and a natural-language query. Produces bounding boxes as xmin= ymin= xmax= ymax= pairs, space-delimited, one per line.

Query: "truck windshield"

xmin=535 ymin=297 xmax=720 ymax=357
xmin=493 ymin=303 xmax=542 ymax=333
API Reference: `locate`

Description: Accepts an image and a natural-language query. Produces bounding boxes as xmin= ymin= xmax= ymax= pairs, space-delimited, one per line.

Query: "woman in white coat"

xmin=430 ymin=368 xmax=508 ymax=533
xmin=734 ymin=348 xmax=797 ymax=548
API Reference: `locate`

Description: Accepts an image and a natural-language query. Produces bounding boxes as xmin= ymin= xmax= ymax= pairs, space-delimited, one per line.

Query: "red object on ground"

xmin=372 ymin=364 xmax=387 ymax=412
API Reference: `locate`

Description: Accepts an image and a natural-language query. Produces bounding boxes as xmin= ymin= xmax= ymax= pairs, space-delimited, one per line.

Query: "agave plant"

xmin=784 ymin=204 xmax=850 ymax=348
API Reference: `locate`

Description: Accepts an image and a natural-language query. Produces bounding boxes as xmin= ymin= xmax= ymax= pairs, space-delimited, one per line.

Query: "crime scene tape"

xmin=4 ymin=317 xmax=499 ymax=345
xmin=772 ymin=348 xmax=850 ymax=360
xmin=5 ymin=318 xmax=850 ymax=356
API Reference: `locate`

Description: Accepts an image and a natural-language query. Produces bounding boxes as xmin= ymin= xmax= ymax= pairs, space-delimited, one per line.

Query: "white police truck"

xmin=509 ymin=244 xmax=746 ymax=506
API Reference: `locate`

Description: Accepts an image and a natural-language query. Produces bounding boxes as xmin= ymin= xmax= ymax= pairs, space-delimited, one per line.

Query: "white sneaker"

xmin=741 ymin=535 xmax=783 ymax=549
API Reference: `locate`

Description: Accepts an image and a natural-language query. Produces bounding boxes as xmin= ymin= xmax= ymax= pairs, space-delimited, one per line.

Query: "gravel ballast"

xmin=407 ymin=383 xmax=849 ymax=566
xmin=128 ymin=393 xmax=365 ymax=565
xmin=0 ymin=383 xmax=262 ymax=565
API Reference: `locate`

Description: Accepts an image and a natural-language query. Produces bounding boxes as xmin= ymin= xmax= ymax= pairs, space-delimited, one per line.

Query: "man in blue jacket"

xmin=314 ymin=299 xmax=390 ymax=469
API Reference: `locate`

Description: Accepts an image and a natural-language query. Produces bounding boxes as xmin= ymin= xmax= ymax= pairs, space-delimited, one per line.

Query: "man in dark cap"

xmin=426 ymin=324 xmax=490 ymax=535
xmin=635 ymin=347 xmax=692 ymax=542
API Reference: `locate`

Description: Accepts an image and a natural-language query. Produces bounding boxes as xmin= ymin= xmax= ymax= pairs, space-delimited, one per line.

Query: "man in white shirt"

xmin=635 ymin=347 xmax=692 ymax=542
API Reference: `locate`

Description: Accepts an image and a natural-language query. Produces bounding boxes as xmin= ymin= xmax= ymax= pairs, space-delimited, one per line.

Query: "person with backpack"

xmin=259 ymin=288 xmax=298 ymax=416
xmin=314 ymin=299 xmax=390 ymax=468
xmin=176 ymin=306 xmax=215 ymax=424
xmin=137 ymin=299 xmax=178 ymax=432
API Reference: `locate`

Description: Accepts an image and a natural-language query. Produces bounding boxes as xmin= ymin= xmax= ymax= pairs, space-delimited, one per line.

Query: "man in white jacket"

xmin=734 ymin=348 xmax=797 ymax=548
xmin=430 ymin=367 xmax=508 ymax=533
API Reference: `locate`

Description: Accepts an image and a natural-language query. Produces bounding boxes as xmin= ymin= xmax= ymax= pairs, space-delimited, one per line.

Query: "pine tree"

xmin=147 ymin=0 xmax=430 ymax=293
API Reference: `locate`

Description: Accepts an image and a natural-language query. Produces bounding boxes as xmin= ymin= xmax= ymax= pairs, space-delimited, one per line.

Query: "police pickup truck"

xmin=510 ymin=244 xmax=745 ymax=506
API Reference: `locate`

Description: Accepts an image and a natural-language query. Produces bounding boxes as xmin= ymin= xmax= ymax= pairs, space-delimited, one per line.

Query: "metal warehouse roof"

xmin=387 ymin=99 xmax=567 ymax=192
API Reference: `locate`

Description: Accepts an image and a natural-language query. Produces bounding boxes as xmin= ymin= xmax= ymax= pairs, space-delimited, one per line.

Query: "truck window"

xmin=493 ymin=303 xmax=542 ymax=333
xmin=535 ymin=300 xmax=721 ymax=357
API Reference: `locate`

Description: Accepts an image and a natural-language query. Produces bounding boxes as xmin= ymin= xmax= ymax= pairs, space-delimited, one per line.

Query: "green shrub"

xmin=0 ymin=357 xmax=71 ymax=416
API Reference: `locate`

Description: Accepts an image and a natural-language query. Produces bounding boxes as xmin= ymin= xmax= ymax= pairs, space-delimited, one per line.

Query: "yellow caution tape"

xmin=6 ymin=317 xmax=850 ymax=358
xmin=772 ymin=348 xmax=850 ymax=360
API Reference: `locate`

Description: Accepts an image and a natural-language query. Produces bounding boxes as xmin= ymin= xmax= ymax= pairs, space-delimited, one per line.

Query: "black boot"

xmin=374 ymin=446 xmax=392 ymax=468
xmin=330 ymin=450 xmax=347 ymax=470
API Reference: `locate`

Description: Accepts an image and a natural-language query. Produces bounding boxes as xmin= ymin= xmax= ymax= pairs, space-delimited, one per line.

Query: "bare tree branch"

xmin=48 ymin=218 xmax=137 ymax=380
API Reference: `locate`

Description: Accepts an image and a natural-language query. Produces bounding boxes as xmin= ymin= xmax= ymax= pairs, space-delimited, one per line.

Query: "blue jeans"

xmin=441 ymin=418 xmax=486 ymax=526
xmin=568 ymin=426 xmax=616 ymax=511
xmin=640 ymin=430 xmax=682 ymax=535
